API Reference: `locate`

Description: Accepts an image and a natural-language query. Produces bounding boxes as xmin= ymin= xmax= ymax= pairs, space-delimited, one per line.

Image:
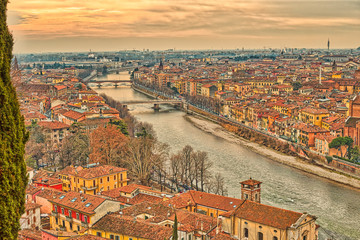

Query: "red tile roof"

xmin=74 ymin=165 xmax=127 ymax=179
xmin=240 ymin=178 xmax=262 ymax=186
xmin=166 ymin=190 xmax=244 ymax=212
xmin=223 ymin=200 xmax=304 ymax=230
xmin=38 ymin=121 xmax=69 ymax=130
xmin=49 ymin=191 xmax=106 ymax=215
xmin=91 ymin=214 xmax=172 ymax=240
xmin=62 ymin=110 xmax=85 ymax=120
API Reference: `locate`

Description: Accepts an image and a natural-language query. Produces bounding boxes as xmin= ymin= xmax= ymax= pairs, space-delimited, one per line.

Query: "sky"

xmin=7 ymin=0 xmax=360 ymax=53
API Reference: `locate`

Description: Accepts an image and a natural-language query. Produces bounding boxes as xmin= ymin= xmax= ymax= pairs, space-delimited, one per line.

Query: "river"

xmin=92 ymin=73 xmax=360 ymax=240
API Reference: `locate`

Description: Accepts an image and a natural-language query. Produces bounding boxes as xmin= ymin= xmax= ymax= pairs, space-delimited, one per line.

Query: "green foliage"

xmin=0 ymin=0 xmax=28 ymax=237
xmin=109 ymin=119 xmax=129 ymax=136
xmin=172 ymin=214 xmax=178 ymax=240
xmin=350 ymin=146 xmax=360 ymax=163
xmin=291 ymin=81 xmax=302 ymax=90
xmin=325 ymin=156 xmax=333 ymax=164
xmin=329 ymin=136 xmax=353 ymax=158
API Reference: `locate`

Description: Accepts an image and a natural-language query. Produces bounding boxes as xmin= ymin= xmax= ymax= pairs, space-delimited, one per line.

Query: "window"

xmin=210 ymin=213 xmax=213 ymax=217
xmin=55 ymin=218 xmax=58 ymax=224
xmin=83 ymin=180 xmax=85 ymax=186
xmin=120 ymin=174 xmax=123 ymax=180
xmin=54 ymin=206 xmax=57 ymax=212
xmin=84 ymin=216 xmax=88 ymax=223
xmin=77 ymin=226 xmax=80 ymax=231
xmin=303 ymin=236 xmax=307 ymax=240
xmin=258 ymin=232 xmax=263 ymax=240
xmin=188 ymin=235 xmax=192 ymax=240
xmin=110 ymin=235 xmax=114 ymax=239
xmin=107 ymin=176 xmax=110 ymax=182
xmin=68 ymin=210 xmax=72 ymax=217
xmin=61 ymin=208 xmax=64 ymax=214
xmin=96 ymin=232 xmax=102 ymax=237
xmin=93 ymin=180 xmax=96 ymax=186
xmin=69 ymin=222 xmax=72 ymax=230
xmin=76 ymin=213 xmax=80 ymax=220
xmin=244 ymin=228 xmax=248 ymax=238
xmin=115 ymin=236 xmax=120 ymax=240
xmin=62 ymin=220 xmax=65 ymax=227
xmin=27 ymin=219 xmax=30 ymax=225
xmin=273 ymin=237 xmax=278 ymax=240
xmin=114 ymin=175 xmax=116 ymax=180
xmin=244 ymin=193 xmax=249 ymax=199
xmin=100 ymin=178 xmax=103 ymax=184
xmin=107 ymin=186 xmax=110 ymax=190
xmin=33 ymin=209 xmax=36 ymax=214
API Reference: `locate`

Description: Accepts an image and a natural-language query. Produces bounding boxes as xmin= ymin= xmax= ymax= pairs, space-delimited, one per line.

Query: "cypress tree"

xmin=172 ymin=214 xmax=178 ymax=240
xmin=0 ymin=0 xmax=29 ymax=238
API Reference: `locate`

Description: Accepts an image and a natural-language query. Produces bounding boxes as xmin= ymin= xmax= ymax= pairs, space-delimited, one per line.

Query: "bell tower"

xmin=240 ymin=178 xmax=262 ymax=203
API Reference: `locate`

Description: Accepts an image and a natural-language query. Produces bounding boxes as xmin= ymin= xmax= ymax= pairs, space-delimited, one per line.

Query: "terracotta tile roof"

xmin=212 ymin=232 xmax=238 ymax=240
xmin=33 ymin=177 xmax=62 ymax=186
xmin=35 ymin=187 xmax=63 ymax=200
xmin=240 ymin=178 xmax=262 ymax=186
xmin=91 ymin=214 xmax=172 ymax=240
xmin=49 ymin=191 xmax=106 ymax=215
xmin=62 ymin=110 xmax=85 ymax=120
xmin=58 ymin=165 xmax=80 ymax=176
xmin=18 ymin=229 xmax=42 ymax=240
xmin=38 ymin=121 xmax=70 ymax=130
xmin=165 ymin=190 xmax=244 ymax=212
xmin=225 ymin=200 xmax=304 ymax=230
xmin=54 ymin=85 xmax=67 ymax=90
xmin=65 ymin=234 xmax=108 ymax=240
xmin=25 ymin=202 xmax=42 ymax=211
xmin=41 ymin=229 xmax=78 ymax=238
xmin=74 ymin=165 xmax=127 ymax=179
xmin=116 ymin=193 xmax=163 ymax=205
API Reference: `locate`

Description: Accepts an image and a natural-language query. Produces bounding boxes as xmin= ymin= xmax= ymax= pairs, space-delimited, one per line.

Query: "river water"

xmin=93 ymin=74 xmax=360 ymax=240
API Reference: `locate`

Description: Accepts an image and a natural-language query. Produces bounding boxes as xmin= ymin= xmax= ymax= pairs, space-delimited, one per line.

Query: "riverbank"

xmin=185 ymin=114 xmax=360 ymax=190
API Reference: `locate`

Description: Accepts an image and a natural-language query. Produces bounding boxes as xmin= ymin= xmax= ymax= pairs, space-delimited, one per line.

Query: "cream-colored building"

xmin=220 ymin=200 xmax=318 ymax=240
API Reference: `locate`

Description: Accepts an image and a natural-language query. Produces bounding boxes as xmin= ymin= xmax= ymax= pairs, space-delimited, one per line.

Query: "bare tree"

xmin=124 ymin=129 xmax=169 ymax=185
xmin=208 ymin=173 xmax=228 ymax=196
xmin=192 ymin=151 xmax=212 ymax=191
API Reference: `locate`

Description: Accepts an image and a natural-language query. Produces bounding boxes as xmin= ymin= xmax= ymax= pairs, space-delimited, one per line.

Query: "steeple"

xmin=240 ymin=178 xmax=262 ymax=203
xmin=327 ymin=38 xmax=330 ymax=50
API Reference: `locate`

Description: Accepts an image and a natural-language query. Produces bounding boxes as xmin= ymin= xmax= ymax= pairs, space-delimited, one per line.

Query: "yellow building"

xmin=60 ymin=165 xmax=129 ymax=195
xmin=58 ymin=166 xmax=83 ymax=192
xmin=221 ymin=200 xmax=319 ymax=240
xmin=299 ymin=107 xmax=329 ymax=127
xmin=49 ymin=191 xmax=120 ymax=233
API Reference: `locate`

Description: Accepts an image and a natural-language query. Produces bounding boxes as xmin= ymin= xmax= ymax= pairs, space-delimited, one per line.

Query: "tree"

xmin=59 ymin=131 xmax=90 ymax=168
xmin=109 ymin=119 xmax=129 ymax=136
xmin=291 ymin=81 xmax=302 ymax=91
xmin=89 ymin=125 xmax=128 ymax=165
xmin=124 ymin=132 xmax=169 ymax=185
xmin=329 ymin=136 xmax=353 ymax=158
xmin=172 ymin=214 xmax=178 ymax=240
xmin=0 ymin=0 xmax=29 ymax=237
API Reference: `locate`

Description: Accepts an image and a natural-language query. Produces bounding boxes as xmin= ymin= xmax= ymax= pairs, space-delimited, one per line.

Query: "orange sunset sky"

xmin=7 ymin=0 xmax=360 ymax=53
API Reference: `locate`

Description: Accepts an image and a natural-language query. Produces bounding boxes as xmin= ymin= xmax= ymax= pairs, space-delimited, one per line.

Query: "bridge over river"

xmin=121 ymin=99 xmax=182 ymax=110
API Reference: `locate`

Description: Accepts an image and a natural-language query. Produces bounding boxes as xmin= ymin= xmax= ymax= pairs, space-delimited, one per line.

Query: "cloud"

xmin=7 ymin=0 xmax=360 ymax=52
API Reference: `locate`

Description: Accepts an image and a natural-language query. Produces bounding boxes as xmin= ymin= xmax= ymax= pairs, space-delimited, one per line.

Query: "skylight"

xmin=71 ymin=197 xmax=77 ymax=202
xmin=59 ymin=195 xmax=65 ymax=199
xmin=85 ymin=203 xmax=91 ymax=207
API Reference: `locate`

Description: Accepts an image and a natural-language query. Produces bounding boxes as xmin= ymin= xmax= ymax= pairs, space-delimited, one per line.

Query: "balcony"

xmin=51 ymin=211 xmax=58 ymax=217
xmin=59 ymin=226 xmax=66 ymax=231
xmin=81 ymin=221 xmax=88 ymax=228
xmin=65 ymin=216 xmax=73 ymax=222
xmin=81 ymin=185 xmax=98 ymax=191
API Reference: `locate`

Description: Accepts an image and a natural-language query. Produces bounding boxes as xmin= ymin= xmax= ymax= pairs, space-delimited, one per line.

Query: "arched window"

xmin=244 ymin=228 xmax=248 ymax=238
xmin=258 ymin=232 xmax=263 ymax=240
xmin=273 ymin=237 xmax=278 ymax=240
